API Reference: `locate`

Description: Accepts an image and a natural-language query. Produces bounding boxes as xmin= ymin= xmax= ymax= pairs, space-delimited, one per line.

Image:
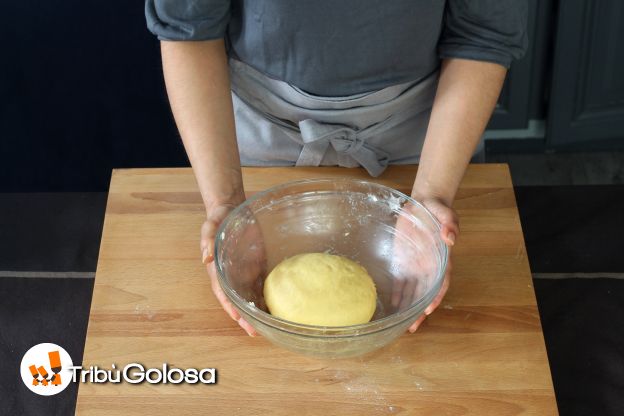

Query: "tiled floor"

xmin=515 ymin=186 xmax=624 ymax=416
xmin=0 ymin=193 xmax=105 ymax=416
xmin=0 ymin=176 xmax=623 ymax=415
xmin=0 ymin=277 xmax=93 ymax=415
xmin=534 ymin=278 xmax=624 ymax=416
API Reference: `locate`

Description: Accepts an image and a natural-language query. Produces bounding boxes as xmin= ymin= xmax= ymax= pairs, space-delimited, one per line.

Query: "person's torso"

xmin=226 ymin=0 xmax=446 ymax=96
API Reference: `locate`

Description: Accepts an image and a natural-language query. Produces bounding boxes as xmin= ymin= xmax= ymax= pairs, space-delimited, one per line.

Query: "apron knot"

xmin=297 ymin=119 xmax=389 ymax=177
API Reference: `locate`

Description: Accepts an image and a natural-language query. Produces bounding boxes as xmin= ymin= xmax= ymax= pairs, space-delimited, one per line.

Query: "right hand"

xmin=201 ymin=202 xmax=258 ymax=337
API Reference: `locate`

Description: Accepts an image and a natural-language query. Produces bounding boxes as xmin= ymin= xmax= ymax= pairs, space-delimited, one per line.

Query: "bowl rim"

xmin=214 ymin=177 xmax=449 ymax=337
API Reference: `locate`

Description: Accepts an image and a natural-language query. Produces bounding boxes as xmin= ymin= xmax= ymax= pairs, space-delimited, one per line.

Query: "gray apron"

xmin=229 ymin=58 xmax=440 ymax=177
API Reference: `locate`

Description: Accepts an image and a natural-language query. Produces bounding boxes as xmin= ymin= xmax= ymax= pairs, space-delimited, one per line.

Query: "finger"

xmin=438 ymin=212 xmax=459 ymax=247
xmin=441 ymin=225 xmax=459 ymax=247
xmin=408 ymin=314 xmax=426 ymax=333
xmin=208 ymin=263 xmax=240 ymax=321
xmin=391 ymin=278 xmax=406 ymax=308
xmin=201 ymin=220 xmax=219 ymax=264
xmin=200 ymin=220 xmax=216 ymax=250
xmin=202 ymin=243 xmax=213 ymax=265
xmin=238 ymin=318 xmax=257 ymax=337
xmin=398 ymin=277 xmax=418 ymax=311
xmin=425 ymin=269 xmax=451 ymax=315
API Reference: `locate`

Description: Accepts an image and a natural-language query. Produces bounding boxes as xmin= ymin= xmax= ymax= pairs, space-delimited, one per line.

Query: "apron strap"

xmin=297 ymin=119 xmax=389 ymax=177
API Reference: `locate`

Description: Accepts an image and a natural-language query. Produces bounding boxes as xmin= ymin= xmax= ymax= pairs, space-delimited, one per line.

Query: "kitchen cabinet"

xmin=489 ymin=0 xmax=624 ymax=146
xmin=488 ymin=0 xmax=551 ymax=130
xmin=547 ymin=0 xmax=624 ymax=145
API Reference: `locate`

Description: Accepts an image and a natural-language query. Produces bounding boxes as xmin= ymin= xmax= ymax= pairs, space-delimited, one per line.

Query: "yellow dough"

xmin=263 ymin=253 xmax=377 ymax=326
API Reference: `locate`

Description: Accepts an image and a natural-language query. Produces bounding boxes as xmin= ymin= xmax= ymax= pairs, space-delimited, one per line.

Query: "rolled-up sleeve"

xmin=145 ymin=0 xmax=231 ymax=41
xmin=438 ymin=0 xmax=528 ymax=68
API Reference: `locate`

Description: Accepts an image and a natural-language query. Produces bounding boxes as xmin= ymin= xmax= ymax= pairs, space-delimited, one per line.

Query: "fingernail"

xmin=230 ymin=309 xmax=240 ymax=321
xmin=447 ymin=232 xmax=456 ymax=246
xmin=238 ymin=318 xmax=256 ymax=337
xmin=409 ymin=326 xmax=417 ymax=333
xmin=201 ymin=248 xmax=209 ymax=264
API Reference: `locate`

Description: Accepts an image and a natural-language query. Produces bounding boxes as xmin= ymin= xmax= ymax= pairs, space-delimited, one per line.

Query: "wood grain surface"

xmin=76 ymin=165 xmax=558 ymax=415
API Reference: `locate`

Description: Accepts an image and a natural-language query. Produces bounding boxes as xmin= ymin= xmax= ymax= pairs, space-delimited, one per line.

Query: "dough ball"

xmin=263 ymin=253 xmax=377 ymax=326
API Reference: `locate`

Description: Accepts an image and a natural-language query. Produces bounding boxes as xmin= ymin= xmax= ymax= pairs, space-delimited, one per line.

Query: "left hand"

xmin=391 ymin=197 xmax=458 ymax=333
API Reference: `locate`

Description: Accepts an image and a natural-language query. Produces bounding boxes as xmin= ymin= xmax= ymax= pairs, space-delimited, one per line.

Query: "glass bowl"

xmin=214 ymin=178 xmax=448 ymax=358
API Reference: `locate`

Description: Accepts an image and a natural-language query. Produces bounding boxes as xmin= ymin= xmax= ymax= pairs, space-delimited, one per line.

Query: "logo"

xmin=20 ymin=343 xmax=73 ymax=396
xmin=68 ymin=363 xmax=217 ymax=384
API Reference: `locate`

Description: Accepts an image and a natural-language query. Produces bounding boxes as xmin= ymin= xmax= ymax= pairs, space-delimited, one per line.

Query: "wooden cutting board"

xmin=75 ymin=165 xmax=558 ymax=415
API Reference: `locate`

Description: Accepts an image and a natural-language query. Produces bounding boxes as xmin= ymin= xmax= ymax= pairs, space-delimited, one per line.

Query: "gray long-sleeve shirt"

xmin=146 ymin=0 xmax=528 ymax=96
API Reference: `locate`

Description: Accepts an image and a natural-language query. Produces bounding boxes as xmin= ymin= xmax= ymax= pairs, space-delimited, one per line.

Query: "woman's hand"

xmin=399 ymin=59 xmax=505 ymax=333
xmin=162 ymin=40 xmax=254 ymax=333
xmin=201 ymin=202 xmax=259 ymax=337
xmin=390 ymin=196 xmax=458 ymax=334
xmin=406 ymin=197 xmax=457 ymax=333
